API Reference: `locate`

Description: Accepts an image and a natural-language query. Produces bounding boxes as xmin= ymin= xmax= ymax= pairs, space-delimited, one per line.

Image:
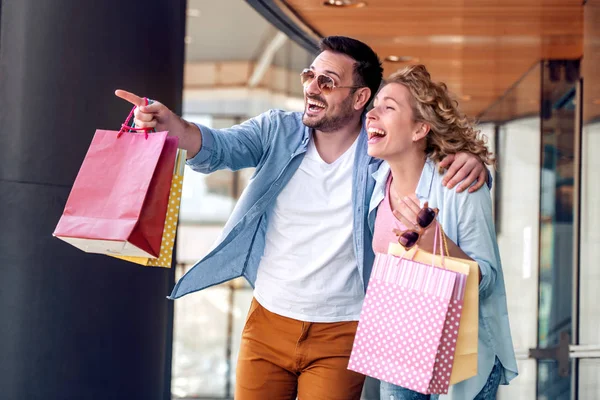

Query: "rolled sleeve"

xmin=186 ymin=123 xmax=216 ymax=172
xmin=476 ymin=258 xmax=497 ymax=300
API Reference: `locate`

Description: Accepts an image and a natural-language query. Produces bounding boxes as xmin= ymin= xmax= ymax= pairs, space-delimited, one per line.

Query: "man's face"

xmin=302 ymin=50 xmax=359 ymax=132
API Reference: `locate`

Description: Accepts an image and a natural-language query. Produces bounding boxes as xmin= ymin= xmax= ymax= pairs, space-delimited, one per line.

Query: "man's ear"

xmin=354 ymin=87 xmax=371 ymax=111
xmin=413 ymin=122 xmax=431 ymax=141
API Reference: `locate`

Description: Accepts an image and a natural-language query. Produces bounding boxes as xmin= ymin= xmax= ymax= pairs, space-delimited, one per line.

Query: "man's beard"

xmin=303 ymin=95 xmax=355 ymax=132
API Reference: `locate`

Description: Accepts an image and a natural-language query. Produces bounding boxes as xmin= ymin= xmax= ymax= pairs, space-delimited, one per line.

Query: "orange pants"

xmin=235 ymin=298 xmax=366 ymax=400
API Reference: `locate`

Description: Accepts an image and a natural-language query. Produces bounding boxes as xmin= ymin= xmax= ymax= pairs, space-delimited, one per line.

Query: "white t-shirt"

xmin=253 ymin=136 xmax=364 ymax=322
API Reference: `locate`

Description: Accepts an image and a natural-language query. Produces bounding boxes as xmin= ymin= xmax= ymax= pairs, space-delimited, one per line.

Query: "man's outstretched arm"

xmin=115 ymin=90 xmax=269 ymax=172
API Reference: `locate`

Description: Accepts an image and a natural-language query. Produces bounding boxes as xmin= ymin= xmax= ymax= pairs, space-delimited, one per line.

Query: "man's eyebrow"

xmin=324 ymin=70 xmax=341 ymax=80
xmin=309 ymin=66 xmax=342 ymax=80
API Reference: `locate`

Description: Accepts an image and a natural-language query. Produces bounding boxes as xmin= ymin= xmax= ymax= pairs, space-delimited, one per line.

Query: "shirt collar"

xmin=372 ymin=160 xmax=390 ymax=183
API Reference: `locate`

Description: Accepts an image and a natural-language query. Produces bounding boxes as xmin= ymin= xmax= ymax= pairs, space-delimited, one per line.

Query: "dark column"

xmin=0 ymin=1 xmax=185 ymax=399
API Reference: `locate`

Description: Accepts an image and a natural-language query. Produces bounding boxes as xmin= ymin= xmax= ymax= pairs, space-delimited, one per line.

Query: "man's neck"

xmin=388 ymin=151 xmax=427 ymax=198
xmin=313 ymin=116 xmax=363 ymax=164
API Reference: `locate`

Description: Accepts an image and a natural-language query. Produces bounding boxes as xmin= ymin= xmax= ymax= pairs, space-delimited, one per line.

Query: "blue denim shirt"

xmin=369 ymin=159 xmax=518 ymax=398
xmin=169 ymin=110 xmax=381 ymax=299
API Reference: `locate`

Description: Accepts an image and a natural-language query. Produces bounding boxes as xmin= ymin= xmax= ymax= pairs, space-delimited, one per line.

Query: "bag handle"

xmin=395 ymin=220 xmax=446 ymax=269
xmin=440 ymin=224 xmax=450 ymax=257
xmin=117 ymin=97 xmax=154 ymax=139
xmin=431 ymin=222 xmax=446 ymax=268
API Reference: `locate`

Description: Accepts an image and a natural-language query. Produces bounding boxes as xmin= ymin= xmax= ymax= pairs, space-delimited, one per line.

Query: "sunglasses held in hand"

xmin=393 ymin=204 xmax=439 ymax=249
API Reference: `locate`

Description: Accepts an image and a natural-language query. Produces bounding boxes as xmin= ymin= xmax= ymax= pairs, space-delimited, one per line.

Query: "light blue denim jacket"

xmin=169 ymin=110 xmax=381 ymax=299
xmin=369 ymin=159 xmax=518 ymax=399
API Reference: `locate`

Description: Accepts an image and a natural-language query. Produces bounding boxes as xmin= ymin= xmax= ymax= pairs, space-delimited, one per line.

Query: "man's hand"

xmin=115 ymin=90 xmax=202 ymax=158
xmin=438 ymin=153 xmax=487 ymax=193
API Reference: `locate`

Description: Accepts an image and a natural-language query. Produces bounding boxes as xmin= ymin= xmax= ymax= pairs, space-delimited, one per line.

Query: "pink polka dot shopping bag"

xmin=388 ymin=228 xmax=480 ymax=387
xmin=349 ymin=224 xmax=473 ymax=394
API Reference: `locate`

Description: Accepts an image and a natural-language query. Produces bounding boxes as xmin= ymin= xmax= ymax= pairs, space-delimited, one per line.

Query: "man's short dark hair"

xmin=319 ymin=36 xmax=383 ymax=107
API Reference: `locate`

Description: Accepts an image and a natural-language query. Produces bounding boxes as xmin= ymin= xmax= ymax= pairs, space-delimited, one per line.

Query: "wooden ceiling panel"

xmin=299 ymin=11 xmax=581 ymax=38
xmin=374 ymin=41 xmax=580 ymax=60
xmin=288 ymin=0 xmax=582 ymax=8
xmin=281 ymin=0 xmax=583 ymax=117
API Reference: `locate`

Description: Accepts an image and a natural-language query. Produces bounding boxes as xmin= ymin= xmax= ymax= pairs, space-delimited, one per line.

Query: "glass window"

xmin=579 ymin=122 xmax=600 ymax=347
xmin=179 ymin=115 xmax=238 ymax=225
xmin=579 ymin=0 xmax=600 ymax=349
xmin=493 ymin=117 xmax=542 ymax=400
xmin=229 ymin=287 xmax=254 ymax=391
xmin=478 ymin=64 xmax=542 ymax=399
xmin=535 ymin=62 xmax=578 ymax=400
xmin=480 ymin=61 xmax=583 ymax=399
xmin=495 ymin=117 xmax=541 ymax=353
xmin=578 ymin=359 xmax=600 ymax=398
xmin=172 ymin=115 xmax=253 ymax=399
xmin=171 ymin=279 xmax=229 ymax=398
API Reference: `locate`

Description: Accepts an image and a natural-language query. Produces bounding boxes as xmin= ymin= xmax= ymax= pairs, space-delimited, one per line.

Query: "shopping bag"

xmin=348 ymin=225 xmax=467 ymax=394
xmin=110 ymin=148 xmax=186 ymax=267
xmin=389 ymin=228 xmax=479 ymax=386
xmin=53 ymin=102 xmax=178 ymax=258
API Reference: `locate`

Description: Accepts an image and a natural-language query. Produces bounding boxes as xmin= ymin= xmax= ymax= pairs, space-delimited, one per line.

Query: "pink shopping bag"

xmin=53 ymin=100 xmax=178 ymax=258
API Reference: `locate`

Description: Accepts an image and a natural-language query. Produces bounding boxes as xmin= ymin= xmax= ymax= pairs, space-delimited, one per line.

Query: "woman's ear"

xmin=413 ymin=122 xmax=430 ymax=141
xmin=354 ymin=87 xmax=371 ymax=111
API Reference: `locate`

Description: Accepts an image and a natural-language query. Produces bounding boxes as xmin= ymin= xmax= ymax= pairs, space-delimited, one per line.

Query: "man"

xmin=116 ymin=36 xmax=487 ymax=400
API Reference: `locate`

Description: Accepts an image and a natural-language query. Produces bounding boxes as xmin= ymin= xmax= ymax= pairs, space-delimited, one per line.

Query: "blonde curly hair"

xmin=386 ymin=64 xmax=494 ymax=166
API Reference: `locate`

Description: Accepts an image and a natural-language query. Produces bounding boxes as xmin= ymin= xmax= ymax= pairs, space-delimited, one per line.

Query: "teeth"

xmin=368 ymin=127 xmax=386 ymax=137
xmin=307 ymin=100 xmax=326 ymax=108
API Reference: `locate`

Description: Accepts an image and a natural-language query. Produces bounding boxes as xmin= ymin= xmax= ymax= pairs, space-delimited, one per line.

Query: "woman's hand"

xmin=392 ymin=195 xmax=481 ymax=281
xmin=391 ymin=194 xmax=422 ymax=231
xmin=391 ymin=195 xmax=436 ymax=253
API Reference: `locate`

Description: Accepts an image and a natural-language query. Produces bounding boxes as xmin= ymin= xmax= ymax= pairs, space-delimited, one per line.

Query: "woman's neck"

xmin=387 ymin=151 xmax=427 ymax=198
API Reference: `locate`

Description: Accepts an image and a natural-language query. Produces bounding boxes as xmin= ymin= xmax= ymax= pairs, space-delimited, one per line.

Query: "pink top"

xmin=372 ymin=174 xmax=408 ymax=253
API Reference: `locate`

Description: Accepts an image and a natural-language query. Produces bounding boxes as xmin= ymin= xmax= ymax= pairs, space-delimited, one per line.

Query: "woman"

xmin=365 ymin=65 xmax=518 ymax=399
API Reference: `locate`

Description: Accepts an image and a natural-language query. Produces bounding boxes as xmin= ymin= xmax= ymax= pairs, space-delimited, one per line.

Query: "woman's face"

xmin=365 ymin=83 xmax=426 ymax=160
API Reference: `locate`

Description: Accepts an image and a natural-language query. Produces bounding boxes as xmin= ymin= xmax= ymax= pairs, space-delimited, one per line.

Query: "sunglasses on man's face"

xmin=300 ymin=69 xmax=363 ymax=95
xmin=394 ymin=206 xmax=439 ymax=249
